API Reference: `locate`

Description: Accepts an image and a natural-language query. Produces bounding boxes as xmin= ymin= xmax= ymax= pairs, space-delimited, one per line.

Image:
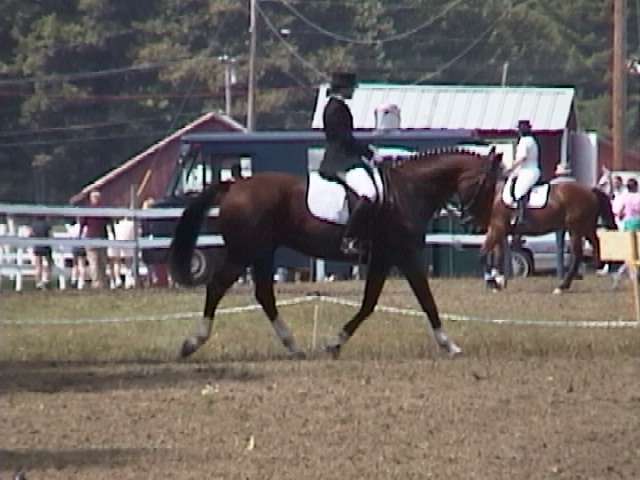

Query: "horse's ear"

xmin=490 ymin=149 xmax=503 ymax=173
xmin=488 ymin=145 xmax=496 ymax=156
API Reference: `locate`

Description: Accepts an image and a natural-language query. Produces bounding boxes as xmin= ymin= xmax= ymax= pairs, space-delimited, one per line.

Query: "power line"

xmin=0 ymin=91 xmax=219 ymax=101
xmin=0 ymin=111 xmax=209 ymax=139
xmin=0 ymin=55 xmax=207 ymax=87
xmin=257 ymin=2 xmax=329 ymax=82
xmin=411 ymin=11 xmax=507 ymax=84
xmin=262 ymin=0 xmax=428 ymax=9
xmin=271 ymin=0 xmax=466 ymax=45
xmin=0 ymin=131 xmax=168 ymax=149
xmin=0 ymin=58 xmax=188 ymax=87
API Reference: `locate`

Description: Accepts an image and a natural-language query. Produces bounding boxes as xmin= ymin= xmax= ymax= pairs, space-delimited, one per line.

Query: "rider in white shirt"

xmin=509 ymin=119 xmax=540 ymax=228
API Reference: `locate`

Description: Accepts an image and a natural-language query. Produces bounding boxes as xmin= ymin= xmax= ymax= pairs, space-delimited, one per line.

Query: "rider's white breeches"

xmin=345 ymin=167 xmax=379 ymax=201
xmin=510 ymin=167 xmax=541 ymax=200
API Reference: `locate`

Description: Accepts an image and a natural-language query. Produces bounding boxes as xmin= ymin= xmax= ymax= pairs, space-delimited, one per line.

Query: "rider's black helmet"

xmin=517 ymin=119 xmax=533 ymax=135
xmin=329 ymin=72 xmax=357 ymax=95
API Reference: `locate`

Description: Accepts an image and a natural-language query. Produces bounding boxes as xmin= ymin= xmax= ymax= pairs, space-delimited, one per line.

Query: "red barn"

xmin=71 ymin=112 xmax=245 ymax=206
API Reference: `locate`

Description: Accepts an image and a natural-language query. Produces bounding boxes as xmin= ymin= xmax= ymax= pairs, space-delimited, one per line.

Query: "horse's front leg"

xmin=554 ymin=234 xmax=583 ymax=294
xmin=325 ymin=254 xmax=390 ymax=358
xmin=253 ymin=255 xmax=305 ymax=359
xmin=481 ymin=229 xmax=506 ymax=291
xmin=400 ymin=253 xmax=462 ymax=357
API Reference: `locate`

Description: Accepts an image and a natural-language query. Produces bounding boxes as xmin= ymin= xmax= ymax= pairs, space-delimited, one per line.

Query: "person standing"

xmin=68 ymin=219 xmax=88 ymax=289
xmin=79 ymin=190 xmax=114 ymax=289
xmin=611 ymin=177 xmax=640 ymax=289
xmin=596 ymin=166 xmax=612 ymax=197
xmin=30 ymin=215 xmax=53 ymax=289
xmin=319 ymin=71 xmax=379 ymax=254
xmin=612 ymin=175 xmax=625 ymax=200
xmin=508 ymin=119 xmax=541 ymax=228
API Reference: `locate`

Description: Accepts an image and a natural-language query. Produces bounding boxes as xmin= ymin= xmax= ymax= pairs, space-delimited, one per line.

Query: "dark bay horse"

xmin=481 ymin=180 xmax=617 ymax=294
xmin=169 ymin=148 xmax=503 ymax=359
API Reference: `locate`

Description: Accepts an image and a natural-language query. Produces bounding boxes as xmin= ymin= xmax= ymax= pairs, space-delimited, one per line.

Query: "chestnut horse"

xmin=481 ymin=180 xmax=617 ymax=293
xmin=169 ymin=148 xmax=503 ymax=359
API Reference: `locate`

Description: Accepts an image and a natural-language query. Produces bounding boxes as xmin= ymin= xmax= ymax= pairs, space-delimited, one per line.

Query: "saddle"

xmin=502 ymin=177 xmax=550 ymax=209
xmin=306 ymin=166 xmax=385 ymax=224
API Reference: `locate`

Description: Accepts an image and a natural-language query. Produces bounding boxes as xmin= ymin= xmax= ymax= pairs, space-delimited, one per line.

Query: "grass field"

xmin=1 ymin=276 xmax=640 ymax=479
xmin=2 ymin=276 xmax=639 ymax=362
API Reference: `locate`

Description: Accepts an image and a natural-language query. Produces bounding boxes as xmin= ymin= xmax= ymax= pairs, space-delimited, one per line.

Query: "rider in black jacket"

xmin=320 ymin=72 xmax=376 ymax=255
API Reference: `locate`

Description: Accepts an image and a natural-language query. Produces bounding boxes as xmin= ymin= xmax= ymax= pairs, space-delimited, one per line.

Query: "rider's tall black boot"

xmin=515 ymin=196 xmax=530 ymax=229
xmin=341 ymin=197 xmax=372 ymax=255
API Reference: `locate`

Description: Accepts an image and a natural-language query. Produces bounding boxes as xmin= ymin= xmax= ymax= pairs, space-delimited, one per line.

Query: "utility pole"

xmin=247 ymin=0 xmax=257 ymax=131
xmin=219 ymin=55 xmax=236 ymax=116
xmin=501 ymin=62 xmax=509 ymax=86
xmin=613 ymin=0 xmax=627 ymax=171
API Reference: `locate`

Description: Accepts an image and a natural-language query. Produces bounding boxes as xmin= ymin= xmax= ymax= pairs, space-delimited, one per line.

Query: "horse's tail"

xmin=592 ymin=188 xmax=617 ymax=230
xmin=168 ymin=183 xmax=224 ymax=286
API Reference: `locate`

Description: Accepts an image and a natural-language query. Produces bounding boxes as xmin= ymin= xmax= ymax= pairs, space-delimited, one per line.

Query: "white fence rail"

xmin=0 ymin=203 xmax=221 ymax=291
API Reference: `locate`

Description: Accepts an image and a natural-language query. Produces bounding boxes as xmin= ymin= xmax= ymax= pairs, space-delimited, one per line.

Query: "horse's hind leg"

xmin=253 ymin=255 xmax=305 ymax=359
xmin=554 ymin=233 xmax=583 ymax=294
xmin=180 ymin=259 xmax=246 ymax=358
xmin=585 ymin=230 xmax=603 ymax=270
xmin=400 ymin=253 xmax=462 ymax=356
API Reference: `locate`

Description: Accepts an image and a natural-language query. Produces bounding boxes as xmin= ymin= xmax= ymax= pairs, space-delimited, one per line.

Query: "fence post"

xmin=16 ymin=247 xmax=23 ymax=292
xmin=130 ymin=185 xmax=140 ymax=288
xmin=630 ymin=233 xmax=640 ymax=323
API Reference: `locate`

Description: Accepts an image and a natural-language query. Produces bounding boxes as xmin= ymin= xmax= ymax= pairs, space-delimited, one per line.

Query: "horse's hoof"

xmin=443 ymin=343 xmax=463 ymax=358
xmin=180 ymin=338 xmax=199 ymax=359
xmin=485 ymin=279 xmax=498 ymax=290
xmin=324 ymin=343 xmax=341 ymax=359
xmin=289 ymin=350 xmax=307 ymax=360
xmin=448 ymin=348 xmax=463 ymax=358
xmin=552 ymin=287 xmax=564 ymax=295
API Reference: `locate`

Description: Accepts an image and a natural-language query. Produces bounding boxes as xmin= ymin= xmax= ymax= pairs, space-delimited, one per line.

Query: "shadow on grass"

xmin=0 ymin=360 xmax=265 ymax=395
xmin=0 ymin=446 xmax=161 ymax=471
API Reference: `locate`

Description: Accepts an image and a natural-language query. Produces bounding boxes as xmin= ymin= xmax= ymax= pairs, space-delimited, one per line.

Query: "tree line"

xmin=0 ymin=0 xmax=635 ymax=203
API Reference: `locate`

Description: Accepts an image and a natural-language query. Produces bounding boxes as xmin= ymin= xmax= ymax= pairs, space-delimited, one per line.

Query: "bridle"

xmin=458 ymin=152 xmax=500 ymax=226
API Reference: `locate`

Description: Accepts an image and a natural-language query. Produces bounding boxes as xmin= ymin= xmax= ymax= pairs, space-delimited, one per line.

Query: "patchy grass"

xmin=2 ymin=276 xmax=640 ymax=480
xmin=1 ymin=276 xmax=638 ymax=363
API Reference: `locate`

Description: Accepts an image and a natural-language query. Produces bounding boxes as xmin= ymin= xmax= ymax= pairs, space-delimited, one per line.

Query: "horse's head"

xmin=457 ymin=146 xmax=503 ymax=230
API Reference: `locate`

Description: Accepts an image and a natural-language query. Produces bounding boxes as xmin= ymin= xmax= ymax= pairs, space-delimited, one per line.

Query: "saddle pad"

xmin=307 ymin=167 xmax=385 ymax=225
xmin=502 ymin=178 xmax=550 ymax=209
xmin=307 ymin=172 xmax=349 ymax=225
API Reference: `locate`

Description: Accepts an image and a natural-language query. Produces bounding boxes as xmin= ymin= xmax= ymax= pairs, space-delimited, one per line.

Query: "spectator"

xmin=68 ymin=220 xmax=88 ymax=289
xmin=79 ymin=190 xmax=114 ymax=289
xmin=30 ymin=215 xmax=52 ymax=289
xmin=612 ymin=175 xmax=625 ymax=200
xmin=108 ymin=217 xmax=136 ymax=289
xmin=611 ymin=177 xmax=640 ymax=289
xmin=596 ymin=170 xmax=623 ymax=276
xmin=596 ymin=166 xmax=612 ymax=196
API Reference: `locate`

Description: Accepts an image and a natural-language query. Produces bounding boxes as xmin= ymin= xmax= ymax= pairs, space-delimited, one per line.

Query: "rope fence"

xmin=2 ymin=294 xmax=637 ymax=329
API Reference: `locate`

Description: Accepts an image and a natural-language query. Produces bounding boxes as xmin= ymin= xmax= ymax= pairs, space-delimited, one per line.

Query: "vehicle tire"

xmin=511 ymin=249 xmax=534 ymax=278
xmin=190 ymin=248 xmax=212 ymax=285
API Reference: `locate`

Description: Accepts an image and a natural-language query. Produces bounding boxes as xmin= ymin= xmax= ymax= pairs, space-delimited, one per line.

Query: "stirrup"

xmin=340 ymin=237 xmax=362 ymax=255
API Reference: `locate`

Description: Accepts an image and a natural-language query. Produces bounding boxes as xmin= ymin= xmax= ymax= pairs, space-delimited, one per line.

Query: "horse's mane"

xmin=387 ymin=147 xmax=484 ymax=169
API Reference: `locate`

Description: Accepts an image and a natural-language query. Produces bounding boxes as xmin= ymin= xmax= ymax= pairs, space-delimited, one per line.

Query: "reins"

xmin=458 ymin=160 xmax=493 ymax=225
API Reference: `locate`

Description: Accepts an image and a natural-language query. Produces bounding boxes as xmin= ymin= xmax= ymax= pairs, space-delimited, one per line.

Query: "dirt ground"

xmin=2 ymin=278 xmax=640 ymax=479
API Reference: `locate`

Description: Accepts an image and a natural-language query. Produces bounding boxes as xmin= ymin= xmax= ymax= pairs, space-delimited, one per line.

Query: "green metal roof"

xmin=311 ymin=84 xmax=576 ymax=132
